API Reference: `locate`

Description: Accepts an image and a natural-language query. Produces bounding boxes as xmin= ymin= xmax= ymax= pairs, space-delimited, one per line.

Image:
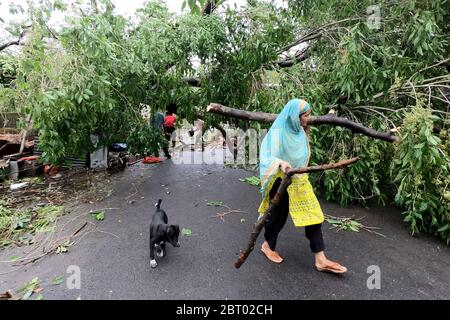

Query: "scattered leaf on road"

xmin=17 ymin=277 xmax=40 ymax=300
xmin=91 ymin=211 xmax=105 ymax=221
xmin=206 ymin=200 xmax=224 ymax=207
xmin=239 ymin=176 xmax=260 ymax=186
xmin=181 ymin=228 xmax=192 ymax=236
xmin=52 ymin=276 xmax=64 ymax=286
xmin=56 ymin=240 xmax=74 ymax=254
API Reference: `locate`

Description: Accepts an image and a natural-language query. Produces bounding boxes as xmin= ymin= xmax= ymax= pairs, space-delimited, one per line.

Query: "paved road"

xmin=1 ymin=150 xmax=449 ymax=300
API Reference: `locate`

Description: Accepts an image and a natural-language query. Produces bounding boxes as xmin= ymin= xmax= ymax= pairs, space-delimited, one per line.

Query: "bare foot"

xmin=261 ymin=241 xmax=284 ymax=264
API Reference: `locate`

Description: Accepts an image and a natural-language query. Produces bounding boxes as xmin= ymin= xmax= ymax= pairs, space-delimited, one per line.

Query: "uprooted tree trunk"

xmin=207 ymin=103 xmax=400 ymax=142
xmin=234 ymin=157 xmax=360 ymax=269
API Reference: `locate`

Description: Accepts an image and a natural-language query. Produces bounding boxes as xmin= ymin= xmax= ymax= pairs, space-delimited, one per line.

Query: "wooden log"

xmin=207 ymin=103 xmax=399 ymax=142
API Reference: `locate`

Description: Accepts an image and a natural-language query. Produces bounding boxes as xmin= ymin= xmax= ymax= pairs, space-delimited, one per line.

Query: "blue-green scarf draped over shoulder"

xmin=259 ymin=99 xmax=311 ymax=196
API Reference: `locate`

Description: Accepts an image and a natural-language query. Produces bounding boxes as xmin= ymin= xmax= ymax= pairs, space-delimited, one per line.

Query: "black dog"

xmin=149 ymin=199 xmax=180 ymax=268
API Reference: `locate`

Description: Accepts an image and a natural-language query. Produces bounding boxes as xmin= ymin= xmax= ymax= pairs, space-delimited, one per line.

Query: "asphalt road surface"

xmin=1 ymin=150 xmax=449 ymax=300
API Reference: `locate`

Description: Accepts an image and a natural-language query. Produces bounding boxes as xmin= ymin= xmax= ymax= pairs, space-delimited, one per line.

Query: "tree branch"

xmin=234 ymin=157 xmax=359 ymax=269
xmin=183 ymin=49 xmax=310 ymax=87
xmin=277 ymin=32 xmax=323 ymax=55
xmin=208 ymin=103 xmax=277 ymax=122
xmin=45 ymin=24 xmax=59 ymax=40
xmin=0 ymin=30 xmax=26 ymax=52
xmin=207 ymin=103 xmax=399 ymax=142
xmin=277 ymin=18 xmax=361 ymax=55
xmin=274 ymin=50 xmax=311 ymax=68
xmin=202 ymin=0 xmax=216 ymax=16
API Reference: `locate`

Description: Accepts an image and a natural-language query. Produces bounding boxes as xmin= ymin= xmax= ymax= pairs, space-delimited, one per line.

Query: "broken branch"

xmin=234 ymin=157 xmax=359 ymax=269
xmin=210 ymin=204 xmax=246 ymax=222
xmin=207 ymin=103 xmax=399 ymax=142
xmin=0 ymin=30 xmax=27 ymax=52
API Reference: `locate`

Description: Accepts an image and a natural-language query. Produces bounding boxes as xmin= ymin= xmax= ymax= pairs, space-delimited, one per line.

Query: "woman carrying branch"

xmin=258 ymin=99 xmax=347 ymax=274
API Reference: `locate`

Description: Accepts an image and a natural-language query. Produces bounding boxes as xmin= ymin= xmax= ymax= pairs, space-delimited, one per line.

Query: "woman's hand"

xmin=279 ymin=161 xmax=292 ymax=174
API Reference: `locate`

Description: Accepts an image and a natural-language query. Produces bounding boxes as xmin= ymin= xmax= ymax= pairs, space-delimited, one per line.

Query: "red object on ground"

xmin=43 ymin=164 xmax=60 ymax=175
xmin=18 ymin=156 xmax=39 ymax=162
xmin=143 ymin=157 xmax=162 ymax=164
xmin=49 ymin=166 xmax=60 ymax=176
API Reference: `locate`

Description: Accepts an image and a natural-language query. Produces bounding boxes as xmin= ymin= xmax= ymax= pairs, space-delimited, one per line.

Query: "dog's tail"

xmin=155 ymin=199 xmax=162 ymax=209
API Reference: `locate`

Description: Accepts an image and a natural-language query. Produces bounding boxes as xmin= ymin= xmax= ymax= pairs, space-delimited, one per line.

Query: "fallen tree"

xmin=207 ymin=103 xmax=399 ymax=142
xmin=234 ymin=157 xmax=360 ymax=269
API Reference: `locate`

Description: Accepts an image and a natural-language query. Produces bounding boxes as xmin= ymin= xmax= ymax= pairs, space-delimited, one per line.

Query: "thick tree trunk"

xmin=207 ymin=103 xmax=399 ymax=142
xmin=234 ymin=157 xmax=359 ymax=269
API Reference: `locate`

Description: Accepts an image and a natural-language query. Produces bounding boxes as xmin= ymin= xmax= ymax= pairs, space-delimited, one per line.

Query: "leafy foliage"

xmin=0 ymin=0 xmax=449 ymax=242
xmin=0 ymin=201 xmax=62 ymax=247
xmin=392 ymin=106 xmax=450 ymax=243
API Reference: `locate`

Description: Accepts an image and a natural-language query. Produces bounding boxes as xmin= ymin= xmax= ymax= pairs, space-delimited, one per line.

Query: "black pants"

xmin=165 ymin=127 xmax=176 ymax=148
xmin=154 ymin=129 xmax=170 ymax=158
xmin=264 ymin=178 xmax=325 ymax=253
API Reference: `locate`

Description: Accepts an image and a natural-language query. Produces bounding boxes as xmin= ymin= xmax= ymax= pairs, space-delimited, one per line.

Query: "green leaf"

xmin=325 ymin=219 xmax=342 ymax=225
xmin=52 ymin=276 xmax=64 ymax=286
xmin=22 ymin=290 xmax=33 ymax=300
xmin=181 ymin=228 xmax=192 ymax=236
xmin=9 ymin=255 xmax=21 ymax=262
xmin=56 ymin=240 xmax=74 ymax=254
xmin=35 ymin=293 xmax=44 ymax=300
xmin=239 ymin=176 xmax=260 ymax=186
xmin=91 ymin=211 xmax=105 ymax=221
xmin=56 ymin=246 xmax=68 ymax=254
xmin=206 ymin=201 xmax=224 ymax=207
xmin=437 ymin=224 xmax=450 ymax=232
xmin=17 ymin=277 xmax=40 ymax=300
xmin=419 ymin=202 xmax=428 ymax=212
